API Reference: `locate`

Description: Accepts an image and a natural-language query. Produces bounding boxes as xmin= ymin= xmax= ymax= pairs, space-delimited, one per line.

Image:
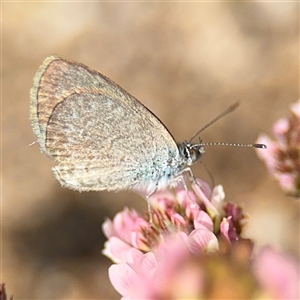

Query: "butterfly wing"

xmin=30 ymin=56 xmax=180 ymax=192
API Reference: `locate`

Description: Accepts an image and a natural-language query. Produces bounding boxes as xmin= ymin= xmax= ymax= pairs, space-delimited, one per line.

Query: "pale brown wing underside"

xmin=30 ymin=56 xmax=180 ymax=191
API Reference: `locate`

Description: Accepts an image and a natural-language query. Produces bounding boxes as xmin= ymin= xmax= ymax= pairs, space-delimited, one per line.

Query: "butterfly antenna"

xmin=199 ymin=142 xmax=267 ymax=149
xmin=189 ymin=101 xmax=240 ymax=143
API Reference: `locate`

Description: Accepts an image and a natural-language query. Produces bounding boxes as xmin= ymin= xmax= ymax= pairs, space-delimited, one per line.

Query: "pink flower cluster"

xmin=256 ymin=100 xmax=300 ymax=198
xmin=102 ymin=179 xmax=243 ymax=264
xmin=102 ymin=179 xmax=299 ymax=299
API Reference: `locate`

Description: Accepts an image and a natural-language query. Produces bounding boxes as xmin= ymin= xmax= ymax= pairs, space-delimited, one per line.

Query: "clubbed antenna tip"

xmin=253 ymin=143 xmax=267 ymax=149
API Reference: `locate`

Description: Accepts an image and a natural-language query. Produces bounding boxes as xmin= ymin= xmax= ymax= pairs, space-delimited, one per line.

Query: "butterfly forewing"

xmin=30 ymin=56 xmax=180 ymax=192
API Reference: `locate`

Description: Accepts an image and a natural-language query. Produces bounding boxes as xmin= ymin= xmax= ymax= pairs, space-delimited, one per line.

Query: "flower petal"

xmin=102 ymin=237 xmax=133 ymax=263
xmin=102 ymin=218 xmax=115 ymax=238
xmin=188 ymin=228 xmax=219 ymax=254
xmin=194 ymin=211 xmax=213 ymax=231
xmin=210 ymin=185 xmax=226 ymax=214
xmin=109 ymin=263 xmax=140 ymax=297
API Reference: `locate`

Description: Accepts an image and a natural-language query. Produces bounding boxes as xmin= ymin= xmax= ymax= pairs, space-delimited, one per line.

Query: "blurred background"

xmin=2 ymin=2 xmax=299 ymax=299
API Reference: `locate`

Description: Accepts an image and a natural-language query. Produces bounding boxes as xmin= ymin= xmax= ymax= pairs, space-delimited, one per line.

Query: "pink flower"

xmin=108 ymin=233 xmax=218 ymax=299
xmin=109 ymin=235 xmax=200 ymax=299
xmin=273 ymin=118 xmax=290 ymax=141
xmin=110 ymin=232 xmax=298 ymax=299
xmin=102 ymin=208 xmax=149 ymax=262
xmin=253 ymin=246 xmax=300 ymax=299
xmin=256 ymin=100 xmax=300 ymax=198
xmin=102 ymin=176 xmax=300 ymax=299
xmin=109 ymin=235 xmax=300 ymax=299
xmin=108 ymin=248 xmax=157 ymax=299
xmin=256 ymin=134 xmax=279 ymax=173
xmin=103 ymin=178 xmax=251 ymax=298
xmin=102 ymin=179 xmax=246 ymax=261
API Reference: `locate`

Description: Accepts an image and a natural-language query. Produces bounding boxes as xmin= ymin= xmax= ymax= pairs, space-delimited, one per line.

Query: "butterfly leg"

xmin=146 ymin=187 xmax=158 ymax=225
xmin=176 ymin=168 xmax=199 ymax=209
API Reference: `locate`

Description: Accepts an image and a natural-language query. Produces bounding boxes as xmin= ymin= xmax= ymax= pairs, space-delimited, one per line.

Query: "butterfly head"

xmin=179 ymin=141 xmax=205 ymax=166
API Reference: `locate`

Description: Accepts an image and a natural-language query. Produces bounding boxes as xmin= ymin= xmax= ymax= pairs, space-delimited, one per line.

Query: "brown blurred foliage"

xmin=2 ymin=2 xmax=299 ymax=299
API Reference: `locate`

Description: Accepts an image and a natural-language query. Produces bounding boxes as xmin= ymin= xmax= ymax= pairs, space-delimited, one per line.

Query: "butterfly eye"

xmin=189 ymin=149 xmax=198 ymax=162
xmin=188 ymin=145 xmax=205 ymax=164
